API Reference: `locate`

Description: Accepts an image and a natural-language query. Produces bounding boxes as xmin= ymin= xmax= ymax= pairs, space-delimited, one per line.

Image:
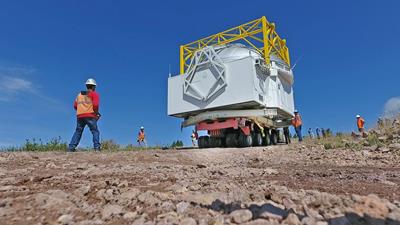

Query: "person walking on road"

xmin=68 ymin=78 xmax=101 ymax=152
xmin=291 ymin=110 xmax=303 ymax=142
xmin=137 ymin=126 xmax=147 ymax=147
xmin=356 ymin=115 xmax=365 ymax=134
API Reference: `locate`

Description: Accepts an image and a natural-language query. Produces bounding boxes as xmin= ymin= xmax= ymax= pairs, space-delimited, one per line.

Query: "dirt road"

xmin=1 ymin=145 xmax=400 ymax=225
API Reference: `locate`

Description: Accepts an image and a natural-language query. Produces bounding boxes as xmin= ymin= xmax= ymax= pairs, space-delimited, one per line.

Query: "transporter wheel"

xmin=264 ymin=131 xmax=271 ymax=146
xmin=198 ymin=136 xmax=204 ymax=148
xmin=270 ymin=130 xmax=278 ymax=145
xmin=283 ymin=127 xmax=290 ymax=144
xmin=209 ymin=137 xmax=222 ymax=148
xmin=253 ymin=133 xmax=263 ymax=146
xmin=225 ymin=133 xmax=237 ymax=148
xmin=198 ymin=136 xmax=210 ymax=148
xmin=240 ymin=134 xmax=253 ymax=148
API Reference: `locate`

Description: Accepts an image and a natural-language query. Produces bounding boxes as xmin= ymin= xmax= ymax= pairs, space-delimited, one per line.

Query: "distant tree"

xmin=171 ymin=140 xmax=184 ymax=148
xmin=177 ymin=140 xmax=183 ymax=147
xmin=171 ymin=141 xmax=176 ymax=148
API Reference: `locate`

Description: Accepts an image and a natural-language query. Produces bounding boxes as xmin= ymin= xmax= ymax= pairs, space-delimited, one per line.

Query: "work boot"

xmin=67 ymin=148 xmax=76 ymax=152
xmin=94 ymin=148 xmax=101 ymax=152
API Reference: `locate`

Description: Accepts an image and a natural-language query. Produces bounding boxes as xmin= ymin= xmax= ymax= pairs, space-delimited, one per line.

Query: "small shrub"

xmin=170 ymin=140 xmax=183 ymax=148
xmin=324 ymin=143 xmax=333 ymax=150
xmin=101 ymin=139 xmax=120 ymax=151
xmin=21 ymin=137 xmax=67 ymax=151
xmin=366 ymin=133 xmax=380 ymax=146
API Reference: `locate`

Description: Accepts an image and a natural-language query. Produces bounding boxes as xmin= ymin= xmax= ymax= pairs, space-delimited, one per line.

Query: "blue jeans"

xmin=69 ymin=117 xmax=100 ymax=151
xmin=295 ymin=125 xmax=303 ymax=142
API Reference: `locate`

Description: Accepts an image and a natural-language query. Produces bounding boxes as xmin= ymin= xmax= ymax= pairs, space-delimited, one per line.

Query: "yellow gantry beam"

xmin=180 ymin=16 xmax=291 ymax=74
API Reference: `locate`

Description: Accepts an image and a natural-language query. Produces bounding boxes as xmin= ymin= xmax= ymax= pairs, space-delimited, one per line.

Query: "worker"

xmin=321 ymin=128 xmax=326 ymax=138
xmin=68 ymin=78 xmax=101 ymax=152
xmin=137 ymin=126 xmax=147 ymax=147
xmin=191 ymin=130 xmax=198 ymax=147
xmin=315 ymin=127 xmax=321 ymax=139
xmin=308 ymin=128 xmax=314 ymax=139
xmin=291 ymin=110 xmax=303 ymax=142
xmin=356 ymin=115 xmax=365 ymax=133
xmin=377 ymin=117 xmax=383 ymax=128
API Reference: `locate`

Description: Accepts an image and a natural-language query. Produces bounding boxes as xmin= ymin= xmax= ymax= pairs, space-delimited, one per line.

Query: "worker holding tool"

xmin=356 ymin=115 xmax=365 ymax=133
xmin=68 ymin=78 xmax=101 ymax=152
xmin=291 ymin=110 xmax=303 ymax=142
xmin=137 ymin=126 xmax=147 ymax=147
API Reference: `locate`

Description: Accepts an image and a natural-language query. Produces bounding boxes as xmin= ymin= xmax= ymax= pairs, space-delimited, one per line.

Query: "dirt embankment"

xmin=0 ymin=145 xmax=400 ymax=225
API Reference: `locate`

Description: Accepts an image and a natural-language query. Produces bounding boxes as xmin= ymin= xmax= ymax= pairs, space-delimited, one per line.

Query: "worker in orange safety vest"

xmin=137 ymin=126 xmax=147 ymax=147
xmin=291 ymin=110 xmax=303 ymax=142
xmin=356 ymin=115 xmax=365 ymax=133
xmin=68 ymin=78 xmax=101 ymax=152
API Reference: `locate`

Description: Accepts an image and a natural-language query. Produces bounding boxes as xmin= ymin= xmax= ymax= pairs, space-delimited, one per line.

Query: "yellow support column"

xmin=285 ymin=46 xmax=291 ymax=66
xmin=261 ymin=16 xmax=271 ymax=66
xmin=180 ymin=46 xmax=184 ymax=74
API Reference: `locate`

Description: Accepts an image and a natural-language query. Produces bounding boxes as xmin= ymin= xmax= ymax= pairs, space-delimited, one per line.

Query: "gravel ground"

xmin=1 ymin=145 xmax=400 ymax=225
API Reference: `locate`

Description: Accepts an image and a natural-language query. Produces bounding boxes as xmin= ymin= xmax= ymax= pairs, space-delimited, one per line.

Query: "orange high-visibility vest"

xmin=357 ymin=118 xmax=365 ymax=129
xmin=76 ymin=93 xmax=94 ymax=116
xmin=138 ymin=131 xmax=145 ymax=141
xmin=292 ymin=114 xmax=302 ymax=128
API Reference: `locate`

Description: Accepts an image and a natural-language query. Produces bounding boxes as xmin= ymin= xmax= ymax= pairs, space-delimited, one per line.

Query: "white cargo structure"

xmin=168 ymin=44 xmax=294 ymax=119
xmin=168 ymin=16 xmax=296 ymax=148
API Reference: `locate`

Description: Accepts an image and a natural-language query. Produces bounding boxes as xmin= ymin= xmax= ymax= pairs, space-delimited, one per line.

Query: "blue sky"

xmin=0 ymin=0 xmax=399 ymax=147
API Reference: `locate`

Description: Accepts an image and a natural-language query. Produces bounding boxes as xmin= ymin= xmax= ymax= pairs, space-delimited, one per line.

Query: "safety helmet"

xmin=140 ymin=126 xmax=144 ymax=130
xmin=294 ymin=109 xmax=299 ymax=113
xmin=85 ymin=78 xmax=97 ymax=86
xmin=356 ymin=115 xmax=361 ymax=118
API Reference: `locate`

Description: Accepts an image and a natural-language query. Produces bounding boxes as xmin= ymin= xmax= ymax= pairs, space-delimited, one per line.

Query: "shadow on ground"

xmin=194 ymin=199 xmax=400 ymax=225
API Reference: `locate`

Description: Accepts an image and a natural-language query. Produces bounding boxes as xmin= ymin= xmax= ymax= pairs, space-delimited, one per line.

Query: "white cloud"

xmin=0 ymin=65 xmax=37 ymax=101
xmin=0 ymin=65 xmax=67 ymax=113
xmin=383 ymin=97 xmax=400 ymax=118
xmin=0 ymin=76 xmax=37 ymax=101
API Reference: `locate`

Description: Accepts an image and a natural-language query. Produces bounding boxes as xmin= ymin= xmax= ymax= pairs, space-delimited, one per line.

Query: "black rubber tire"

xmin=208 ymin=137 xmax=214 ymax=148
xmin=215 ymin=138 xmax=222 ymax=148
xmin=270 ymin=130 xmax=278 ymax=145
xmin=198 ymin=137 xmax=203 ymax=148
xmin=225 ymin=133 xmax=237 ymax=148
xmin=203 ymin=136 xmax=210 ymax=148
xmin=209 ymin=137 xmax=222 ymax=148
xmin=283 ymin=127 xmax=290 ymax=144
xmin=240 ymin=134 xmax=253 ymax=147
xmin=253 ymin=133 xmax=263 ymax=146
xmin=198 ymin=136 xmax=205 ymax=148
xmin=198 ymin=136 xmax=210 ymax=148
xmin=263 ymin=130 xmax=271 ymax=146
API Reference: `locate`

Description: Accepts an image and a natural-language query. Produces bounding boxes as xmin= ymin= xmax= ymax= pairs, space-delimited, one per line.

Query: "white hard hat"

xmin=294 ymin=109 xmax=299 ymax=113
xmin=356 ymin=115 xmax=361 ymax=118
xmin=140 ymin=126 xmax=144 ymax=129
xmin=85 ymin=78 xmax=97 ymax=86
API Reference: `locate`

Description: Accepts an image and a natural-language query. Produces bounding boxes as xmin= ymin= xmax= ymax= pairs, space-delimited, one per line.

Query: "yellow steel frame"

xmin=180 ymin=16 xmax=290 ymax=74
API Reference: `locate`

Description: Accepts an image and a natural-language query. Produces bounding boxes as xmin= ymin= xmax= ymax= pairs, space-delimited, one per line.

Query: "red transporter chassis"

xmin=194 ymin=117 xmax=290 ymax=148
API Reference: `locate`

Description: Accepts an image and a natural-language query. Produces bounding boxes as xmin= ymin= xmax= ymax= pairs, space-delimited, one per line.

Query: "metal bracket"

xmin=183 ymin=46 xmax=227 ymax=102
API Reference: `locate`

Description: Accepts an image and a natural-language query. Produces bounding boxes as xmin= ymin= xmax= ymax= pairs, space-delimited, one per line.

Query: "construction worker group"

xmin=68 ymin=79 xmax=370 ymax=150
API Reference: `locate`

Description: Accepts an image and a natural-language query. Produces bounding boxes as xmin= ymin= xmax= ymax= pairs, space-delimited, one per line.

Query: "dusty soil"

xmin=1 ymin=145 xmax=400 ymax=225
